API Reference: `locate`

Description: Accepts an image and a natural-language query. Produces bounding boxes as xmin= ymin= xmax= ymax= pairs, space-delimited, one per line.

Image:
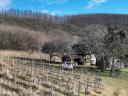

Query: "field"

xmin=0 ymin=50 xmax=128 ymax=96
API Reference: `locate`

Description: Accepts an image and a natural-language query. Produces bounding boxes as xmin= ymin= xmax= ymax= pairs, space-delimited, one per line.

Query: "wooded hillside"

xmin=0 ymin=10 xmax=128 ymax=57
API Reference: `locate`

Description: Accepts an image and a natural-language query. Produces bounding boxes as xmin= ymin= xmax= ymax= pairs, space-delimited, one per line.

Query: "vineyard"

xmin=0 ymin=51 xmax=107 ymax=96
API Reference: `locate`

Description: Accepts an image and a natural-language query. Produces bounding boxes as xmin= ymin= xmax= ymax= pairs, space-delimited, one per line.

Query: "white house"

xmin=86 ymin=54 xmax=96 ymax=65
xmin=90 ymin=54 xmax=96 ymax=65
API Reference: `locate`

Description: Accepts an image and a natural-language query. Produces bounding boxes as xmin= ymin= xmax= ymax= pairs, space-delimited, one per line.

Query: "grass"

xmin=102 ymin=68 xmax=128 ymax=96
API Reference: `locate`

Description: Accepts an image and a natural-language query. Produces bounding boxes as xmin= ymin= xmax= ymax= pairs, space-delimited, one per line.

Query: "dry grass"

xmin=0 ymin=50 xmax=49 ymax=60
xmin=4 ymin=50 xmax=127 ymax=96
xmin=0 ymin=50 xmax=105 ymax=96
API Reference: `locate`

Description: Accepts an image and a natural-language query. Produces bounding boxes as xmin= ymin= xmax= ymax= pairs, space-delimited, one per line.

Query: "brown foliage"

xmin=0 ymin=24 xmax=51 ymax=51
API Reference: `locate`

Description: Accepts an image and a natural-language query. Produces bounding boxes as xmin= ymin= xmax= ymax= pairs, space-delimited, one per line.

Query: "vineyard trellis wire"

xmin=0 ymin=54 xmax=103 ymax=96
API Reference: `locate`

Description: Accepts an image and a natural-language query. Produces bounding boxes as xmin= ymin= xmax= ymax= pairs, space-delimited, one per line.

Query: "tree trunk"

xmin=49 ymin=55 xmax=52 ymax=63
xmin=101 ymin=55 xmax=105 ymax=72
xmin=110 ymin=57 xmax=115 ymax=77
xmin=96 ymin=56 xmax=105 ymax=72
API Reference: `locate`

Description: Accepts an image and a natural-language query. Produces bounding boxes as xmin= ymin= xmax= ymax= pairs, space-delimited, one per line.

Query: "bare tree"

xmin=104 ymin=27 xmax=128 ymax=76
xmin=79 ymin=24 xmax=108 ymax=72
xmin=41 ymin=42 xmax=57 ymax=62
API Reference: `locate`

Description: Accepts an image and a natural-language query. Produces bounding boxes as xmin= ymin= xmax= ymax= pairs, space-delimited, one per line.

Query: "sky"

xmin=0 ymin=0 xmax=128 ymax=16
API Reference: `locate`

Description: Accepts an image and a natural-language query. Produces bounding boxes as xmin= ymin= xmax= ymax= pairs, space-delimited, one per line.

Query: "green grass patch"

xmin=102 ymin=68 xmax=128 ymax=95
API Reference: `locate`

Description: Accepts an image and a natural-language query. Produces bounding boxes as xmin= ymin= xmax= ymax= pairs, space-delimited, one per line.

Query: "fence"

xmin=0 ymin=54 xmax=103 ymax=96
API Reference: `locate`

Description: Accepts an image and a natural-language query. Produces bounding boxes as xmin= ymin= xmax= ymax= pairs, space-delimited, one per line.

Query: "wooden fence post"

xmin=72 ymin=79 xmax=76 ymax=96
xmin=77 ymin=80 xmax=81 ymax=96
xmin=85 ymin=78 xmax=91 ymax=96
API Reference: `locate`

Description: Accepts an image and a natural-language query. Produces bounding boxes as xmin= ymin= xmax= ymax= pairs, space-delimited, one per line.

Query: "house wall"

xmin=85 ymin=54 xmax=96 ymax=65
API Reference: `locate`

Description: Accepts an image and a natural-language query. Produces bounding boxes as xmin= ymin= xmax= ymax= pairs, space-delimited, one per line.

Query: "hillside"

xmin=68 ymin=14 xmax=128 ymax=29
xmin=0 ymin=10 xmax=128 ymax=52
xmin=1 ymin=11 xmax=128 ymax=34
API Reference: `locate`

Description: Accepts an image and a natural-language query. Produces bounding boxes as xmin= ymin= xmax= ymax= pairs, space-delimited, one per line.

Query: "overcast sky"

xmin=0 ymin=0 xmax=128 ymax=16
